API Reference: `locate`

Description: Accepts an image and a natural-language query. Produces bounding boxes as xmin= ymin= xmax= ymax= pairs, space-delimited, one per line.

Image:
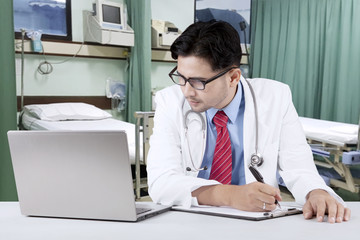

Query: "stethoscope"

xmin=185 ymin=79 xmax=263 ymax=172
xmin=183 ymin=109 xmax=207 ymax=172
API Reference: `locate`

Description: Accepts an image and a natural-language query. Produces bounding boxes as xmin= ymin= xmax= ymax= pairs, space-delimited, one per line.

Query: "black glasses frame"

xmin=168 ymin=66 xmax=238 ymax=90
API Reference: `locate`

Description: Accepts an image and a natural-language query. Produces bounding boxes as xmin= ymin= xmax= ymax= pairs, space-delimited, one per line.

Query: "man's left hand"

xmin=303 ymin=189 xmax=351 ymax=223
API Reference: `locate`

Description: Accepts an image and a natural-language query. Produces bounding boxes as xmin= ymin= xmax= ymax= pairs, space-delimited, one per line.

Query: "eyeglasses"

xmin=168 ymin=66 xmax=238 ymax=90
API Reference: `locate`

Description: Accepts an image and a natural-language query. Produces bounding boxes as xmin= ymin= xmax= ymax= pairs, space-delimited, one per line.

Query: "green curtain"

xmin=126 ymin=0 xmax=152 ymax=123
xmin=0 ymin=0 xmax=18 ymax=200
xmin=250 ymin=0 xmax=360 ymax=124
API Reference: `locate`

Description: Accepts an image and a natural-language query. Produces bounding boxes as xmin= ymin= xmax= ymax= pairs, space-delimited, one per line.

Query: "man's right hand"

xmin=192 ymin=182 xmax=282 ymax=211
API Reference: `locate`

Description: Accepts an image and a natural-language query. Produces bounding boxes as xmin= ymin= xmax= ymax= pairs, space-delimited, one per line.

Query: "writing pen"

xmin=249 ymin=165 xmax=281 ymax=209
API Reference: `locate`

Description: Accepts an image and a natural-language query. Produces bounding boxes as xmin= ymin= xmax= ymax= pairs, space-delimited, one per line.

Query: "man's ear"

xmin=230 ymin=68 xmax=241 ymax=87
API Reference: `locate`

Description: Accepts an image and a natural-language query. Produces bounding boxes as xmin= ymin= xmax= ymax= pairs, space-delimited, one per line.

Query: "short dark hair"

xmin=170 ymin=20 xmax=242 ymax=71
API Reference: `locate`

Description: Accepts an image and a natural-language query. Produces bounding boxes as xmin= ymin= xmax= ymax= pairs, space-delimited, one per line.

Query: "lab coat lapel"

xmin=255 ymin=94 xmax=271 ymax=155
xmin=241 ymin=77 xmax=271 ymax=182
xmin=242 ymin=77 xmax=257 ymax=171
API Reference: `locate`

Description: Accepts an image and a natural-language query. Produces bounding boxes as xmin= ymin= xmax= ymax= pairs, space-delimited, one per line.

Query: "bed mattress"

xmin=299 ymin=117 xmax=358 ymax=146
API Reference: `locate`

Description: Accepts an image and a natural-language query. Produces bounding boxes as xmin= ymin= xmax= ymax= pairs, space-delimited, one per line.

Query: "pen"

xmin=249 ymin=165 xmax=281 ymax=209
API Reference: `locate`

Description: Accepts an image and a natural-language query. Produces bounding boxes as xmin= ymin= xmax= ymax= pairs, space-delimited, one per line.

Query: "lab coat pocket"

xmin=260 ymin=142 xmax=279 ymax=185
xmin=262 ymin=142 xmax=279 ymax=163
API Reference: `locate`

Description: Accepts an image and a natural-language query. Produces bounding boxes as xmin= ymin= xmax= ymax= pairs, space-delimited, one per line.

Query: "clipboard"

xmin=172 ymin=205 xmax=302 ymax=221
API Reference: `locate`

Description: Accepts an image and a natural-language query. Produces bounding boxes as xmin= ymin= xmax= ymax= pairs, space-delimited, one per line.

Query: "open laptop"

xmin=7 ymin=130 xmax=171 ymax=222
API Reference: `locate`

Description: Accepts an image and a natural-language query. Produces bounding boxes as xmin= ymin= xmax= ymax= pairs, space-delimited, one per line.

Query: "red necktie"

xmin=209 ymin=111 xmax=232 ymax=184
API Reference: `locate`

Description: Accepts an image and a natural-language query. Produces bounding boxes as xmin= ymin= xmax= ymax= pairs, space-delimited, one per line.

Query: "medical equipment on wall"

xmin=26 ymin=30 xmax=42 ymax=53
xmin=83 ymin=0 xmax=134 ymax=46
xmin=151 ymin=20 xmax=181 ymax=49
xmin=185 ymin=79 xmax=262 ymax=172
xmin=15 ymin=30 xmax=84 ymax=76
xmin=106 ymin=78 xmax=126 ymax=112
xmin=94 ymin=0 xmax=126 ymax=31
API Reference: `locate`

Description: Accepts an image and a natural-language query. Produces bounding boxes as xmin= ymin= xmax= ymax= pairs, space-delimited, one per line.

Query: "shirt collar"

xmin=206 ymin=82 xmax=243 ymax=124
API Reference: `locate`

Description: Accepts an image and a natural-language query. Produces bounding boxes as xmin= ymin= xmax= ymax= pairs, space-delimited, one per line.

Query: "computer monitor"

xmin=94 ymin=0 xmax=126 ymax=31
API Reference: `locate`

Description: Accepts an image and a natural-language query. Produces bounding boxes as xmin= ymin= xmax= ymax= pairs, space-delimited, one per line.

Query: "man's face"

xmin=177 ymin=56 xmax=240 ymax=112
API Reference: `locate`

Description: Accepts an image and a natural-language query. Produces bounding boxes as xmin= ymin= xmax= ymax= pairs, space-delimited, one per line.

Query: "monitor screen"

xmin=102 ymin=4 xmax=121 ymax=24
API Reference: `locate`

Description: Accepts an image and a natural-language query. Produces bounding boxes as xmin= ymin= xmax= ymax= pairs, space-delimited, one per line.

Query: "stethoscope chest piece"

xmin=250 ymin=153 xmax=264 ymax=167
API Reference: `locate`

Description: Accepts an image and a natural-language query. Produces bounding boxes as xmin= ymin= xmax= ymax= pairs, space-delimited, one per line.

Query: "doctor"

xmin=147 ymin=20 xmax=351 ymax=223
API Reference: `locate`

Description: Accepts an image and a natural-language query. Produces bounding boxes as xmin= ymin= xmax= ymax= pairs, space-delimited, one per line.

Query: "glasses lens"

xmin=170 ymin=74 xmax=185 ymax=85
xmin=189 ymin=79 xmax=205 ymax=90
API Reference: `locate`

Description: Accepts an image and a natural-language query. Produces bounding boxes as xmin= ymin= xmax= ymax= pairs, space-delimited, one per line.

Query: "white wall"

xmin=151 ymin=0 xmax=194 ymax=32
xmin=15 ymin=0 xmax=194 ymax=99
xmin=15 ymin=54 xmax=126 ymax=96
xmin=15 ymin=0 xmax=127 ymax=97
xmin=150 ymin=0 xmax=195 ymax=91
xmin=71 ymin=0 xmax=94 ymax=42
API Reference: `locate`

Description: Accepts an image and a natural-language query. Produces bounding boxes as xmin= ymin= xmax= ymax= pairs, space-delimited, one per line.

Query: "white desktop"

xmin=0 ymin=202 xmax=358 ymax=240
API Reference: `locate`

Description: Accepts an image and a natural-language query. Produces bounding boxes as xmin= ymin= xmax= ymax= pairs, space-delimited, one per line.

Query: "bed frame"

xmin=305 ymin=116 xmax=360 ymax=195
xmin=308 ymin=139 xmax=360 ymax=193
xmin=134 ymin=111 xmax=155 ymax=200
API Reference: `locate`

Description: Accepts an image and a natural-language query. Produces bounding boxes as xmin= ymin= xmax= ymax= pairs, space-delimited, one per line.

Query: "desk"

xmin=0 ymin=202 xmax=358 ymax=240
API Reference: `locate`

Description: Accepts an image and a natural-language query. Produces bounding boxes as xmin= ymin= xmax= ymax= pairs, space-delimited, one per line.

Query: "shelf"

xmin=14 ymin=40 xmax=129 ymax=60
xmin=14 ymin=40 xmax=249 ymax=64
xmin=151 ymin=49 xmax=176 ymax=62
xmin=151 ymin=48 xmax=249 ymax=64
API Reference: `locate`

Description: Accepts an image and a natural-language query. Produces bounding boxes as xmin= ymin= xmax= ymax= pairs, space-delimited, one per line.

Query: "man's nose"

xmin=182 ymin=81 xmax=196 ymax=97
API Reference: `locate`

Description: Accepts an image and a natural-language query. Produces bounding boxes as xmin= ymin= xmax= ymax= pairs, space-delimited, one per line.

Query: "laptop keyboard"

xmin=136 ymin=207 xmax=152 ymax=215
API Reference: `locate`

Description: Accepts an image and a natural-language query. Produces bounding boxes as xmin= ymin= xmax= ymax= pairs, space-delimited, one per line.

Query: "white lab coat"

xmin=147 ymin=76 xmax=343 ymax=208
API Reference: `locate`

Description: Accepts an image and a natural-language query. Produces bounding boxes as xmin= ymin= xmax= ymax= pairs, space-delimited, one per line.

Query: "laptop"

xmin=7 ymin=130 xmax=171 ymax=222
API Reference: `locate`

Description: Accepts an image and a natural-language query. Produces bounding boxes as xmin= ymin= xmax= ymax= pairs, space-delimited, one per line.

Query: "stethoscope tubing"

xmin=184 ymin=79 xmax=262 ymax=172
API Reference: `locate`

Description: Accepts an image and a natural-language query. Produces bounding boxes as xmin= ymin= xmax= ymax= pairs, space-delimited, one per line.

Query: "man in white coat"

xmin=147 ymin=20 xmax=350 ymax=223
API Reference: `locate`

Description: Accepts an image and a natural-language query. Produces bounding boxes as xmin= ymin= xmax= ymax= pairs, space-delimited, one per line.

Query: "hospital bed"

xmin=19 ymin=103 xmax=153 ymax=199
xmin=299 ymin=117 xmax=360 ymax=194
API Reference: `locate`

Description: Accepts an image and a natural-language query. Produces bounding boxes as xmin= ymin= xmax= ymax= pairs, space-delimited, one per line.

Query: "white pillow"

xmin=24 ymin=103 xmax=112 ymax=121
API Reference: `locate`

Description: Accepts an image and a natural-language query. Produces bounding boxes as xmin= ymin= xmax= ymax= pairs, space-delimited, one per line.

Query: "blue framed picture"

xmin=195 ymin=0 xmax=251 ymax=44
xmin=14 ymin=0 xmax=72 ymax=41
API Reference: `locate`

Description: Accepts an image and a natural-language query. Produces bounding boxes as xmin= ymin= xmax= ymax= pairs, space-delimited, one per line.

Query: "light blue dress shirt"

xmin=197 ymin=82 xmax=245 ymax=185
